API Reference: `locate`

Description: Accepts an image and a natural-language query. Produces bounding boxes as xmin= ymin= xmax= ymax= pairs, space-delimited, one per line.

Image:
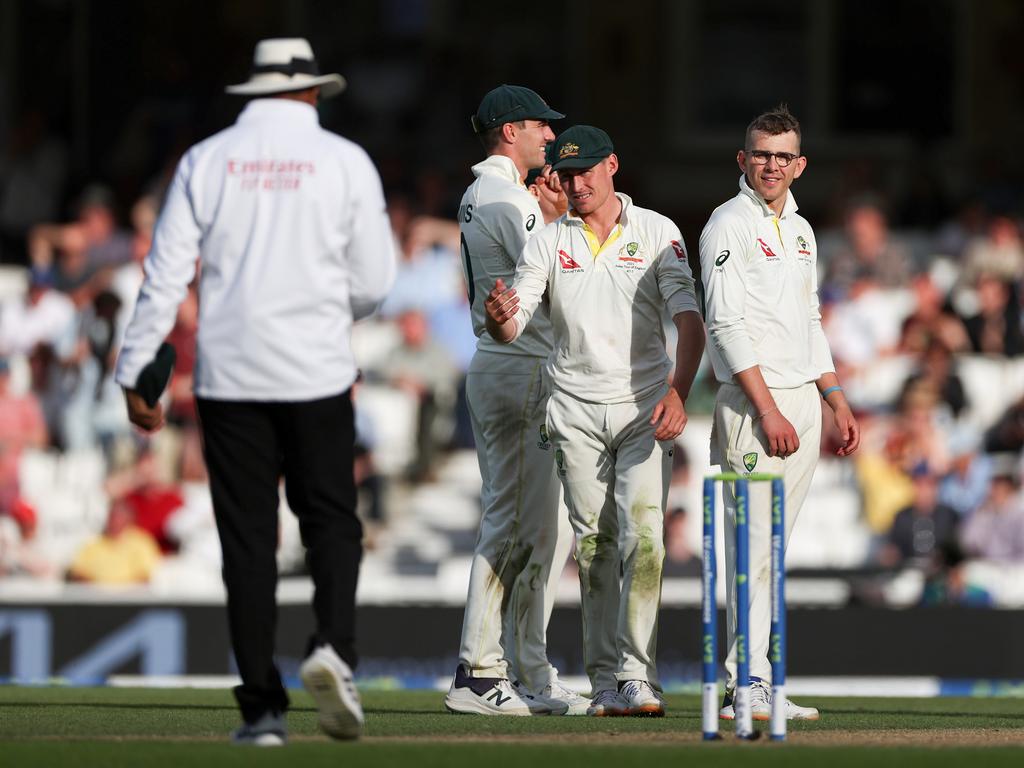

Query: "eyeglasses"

xmin=746 ymin=150 xmax=799 ymax=168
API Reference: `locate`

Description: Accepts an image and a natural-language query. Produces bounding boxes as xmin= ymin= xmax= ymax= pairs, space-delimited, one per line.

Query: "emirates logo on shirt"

xmin=757 ymin=238 xmax=779 ymax=259
xmin=558 ymin=249 xmax=583 ymax=271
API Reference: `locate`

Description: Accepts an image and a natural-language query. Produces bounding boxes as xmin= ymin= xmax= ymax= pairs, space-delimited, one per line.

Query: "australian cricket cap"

xmin=472 ymin=85 xmax=564 ymax=133
xmin=550 ymin=125 xmax=614 ymax=170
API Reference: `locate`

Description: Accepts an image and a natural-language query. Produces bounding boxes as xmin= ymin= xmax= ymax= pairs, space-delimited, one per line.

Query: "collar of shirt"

xmin=566 ymin=192 xmax=630 ymax=256
xmin=236 ymin=98 xmax=321 ymax=127
xmin=470 ymin=154 xmax=525 ymax=186
xmin=738 ymin=174 xmax=800 ymax=220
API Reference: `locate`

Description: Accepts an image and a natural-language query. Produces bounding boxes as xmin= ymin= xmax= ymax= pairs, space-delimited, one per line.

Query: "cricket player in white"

xmin=445 ymin=86 xmax=587 ymax=716
xmin=485 ymin=125 xmax=705 ymax=717
xmin=699 ymin=105 xmax=860 ymax=721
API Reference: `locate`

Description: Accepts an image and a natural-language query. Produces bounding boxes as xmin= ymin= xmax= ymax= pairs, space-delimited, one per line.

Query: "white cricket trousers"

xmin=710 ymin=381 xmax=821 ymax=689
xmin=458 ymin=351 xmax=573 ymax=689
xmin=546 ymin=385 xmax=673 ymax=694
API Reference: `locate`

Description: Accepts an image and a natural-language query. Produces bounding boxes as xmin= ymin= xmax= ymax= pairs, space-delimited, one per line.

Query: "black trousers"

xmin=196 ymin=391 xmax=362 ymax=723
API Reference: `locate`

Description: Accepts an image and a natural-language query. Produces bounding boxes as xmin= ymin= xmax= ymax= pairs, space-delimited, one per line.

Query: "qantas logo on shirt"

xmin=558 ymin=249 xmax=583 ymax=271
xmin=757 ymin=238 xmax=779 ymax=259
xmin=670 ymin=240 xmax=686 ymax=261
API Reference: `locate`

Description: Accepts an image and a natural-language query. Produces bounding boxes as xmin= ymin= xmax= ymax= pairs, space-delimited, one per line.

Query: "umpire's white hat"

xmin=225 ymin=38 xmax=346 ymax=98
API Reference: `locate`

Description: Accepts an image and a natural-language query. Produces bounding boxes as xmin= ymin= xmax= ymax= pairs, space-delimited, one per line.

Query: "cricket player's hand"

xmin=759 ymin=408 xmax=799 ymax=458
xmin=123 ymin=387 xmax=165 ymax=433
xmin=537 ymin=165 xmax=568 ymax=218
xmin=650 ymin=388 xmax=688 ymax=440
xmin=484 ymin=278 xmax=520 ymax=343
xmin=832 ymin=404 xmax=860 ymax=456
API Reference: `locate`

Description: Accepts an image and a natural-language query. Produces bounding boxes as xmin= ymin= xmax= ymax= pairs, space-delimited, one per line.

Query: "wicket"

xmin=702 ymin=472 xmax=787 ymax=741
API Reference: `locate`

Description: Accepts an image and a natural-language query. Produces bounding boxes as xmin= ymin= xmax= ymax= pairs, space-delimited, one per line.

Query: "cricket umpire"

xmin=115 ymin=38 xmax=396 ymax=744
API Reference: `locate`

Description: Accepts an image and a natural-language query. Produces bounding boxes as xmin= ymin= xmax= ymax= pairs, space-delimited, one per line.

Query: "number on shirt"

xmin=461 ymin=232 xmax=475 ymax=305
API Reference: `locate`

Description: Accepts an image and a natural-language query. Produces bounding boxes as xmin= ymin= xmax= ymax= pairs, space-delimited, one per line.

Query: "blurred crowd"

xmin=1 ymin=124 xmax=1023 ymax=608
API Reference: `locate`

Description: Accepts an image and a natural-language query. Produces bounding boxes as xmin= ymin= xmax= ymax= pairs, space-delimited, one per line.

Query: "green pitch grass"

xmin=2 ymin=686 xmax=1023 ymax=767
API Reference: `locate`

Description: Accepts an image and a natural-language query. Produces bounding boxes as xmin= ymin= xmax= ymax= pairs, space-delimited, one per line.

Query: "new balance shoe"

xmin=587 ymin=688 xmax=627 ymax=717
xmin=617 ymin=680 xmax=665 ymax=717
xmin=299 ymin=644 xmax=364 ymax=740
xmin=536 ymin=679 xmax=590 ymax=716
xmin=232 ymin=711 xmax=286 ymax=746
xmin=445 ymin=664 xmax=552 ymax=715
xmin=513 ymin=679 xmax=569 ymax=715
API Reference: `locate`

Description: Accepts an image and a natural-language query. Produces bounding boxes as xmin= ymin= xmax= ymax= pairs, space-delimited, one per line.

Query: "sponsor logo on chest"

xmin=558 ymin=249 xmax=584 ymax=273
xmin=756 ymin=238 xmax=780 ymax=260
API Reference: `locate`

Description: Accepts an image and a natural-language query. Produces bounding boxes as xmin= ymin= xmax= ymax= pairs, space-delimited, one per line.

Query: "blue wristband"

xmin=821 ymin=385 xmax=842 ymax=400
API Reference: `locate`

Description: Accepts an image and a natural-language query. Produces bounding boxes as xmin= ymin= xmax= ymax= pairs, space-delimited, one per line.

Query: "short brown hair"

xmin=745 ymin=104 xmax=801 ymax=149
xmin=479 ymin=120 xmax=526 ymax=152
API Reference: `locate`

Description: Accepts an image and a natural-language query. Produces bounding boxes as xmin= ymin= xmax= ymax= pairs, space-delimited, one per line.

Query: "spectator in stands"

xmin=823 ymin=197 xmax=914 ymax=296
xmin=66 ymin=497 xmax=162 ymax=584
xmin=960 ymin=467 xmax=1024 ymax=563
xmin=898 ymin=337 xmax=968 ymax=419
xmin=376 ymin=309 xmax=459 ymax=481
xmin=0 ymin=357 xmax=48 ymax=509
xmin=986 ymin=394 xmax=1024 ymax=454
xmin=0 ymin=499 xmax=56 ymax=579
xmin=939 ymin=428 xmax=994 ymax=519
xmin=879 ymin=464 xmax=959 ymax=569
xmin=0 ymin=267 xmax=76 ymax=358
xmin=104 ymin=448 xmax=185 ymax=553
xmin=961 ymin=273 xmax=1024 ymax=356
xmin=28 ymin=185 xmax=133 ymax=309
xmin=960 ymin=215 xmax=1024 ymax=285
xmin=897 ymin=274 xmax=969 ymax=356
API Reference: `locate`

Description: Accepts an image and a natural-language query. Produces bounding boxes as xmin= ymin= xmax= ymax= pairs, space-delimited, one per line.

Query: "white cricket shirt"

xmin=509 ymin=193 xmax=699 ymax=404
xmin=458 ymin=155 xmax=553 ymax=358
xmin=699 ymin=175 xmax=834 ymax=388
xmin=115 ymin=99 xmax=396 ymax=401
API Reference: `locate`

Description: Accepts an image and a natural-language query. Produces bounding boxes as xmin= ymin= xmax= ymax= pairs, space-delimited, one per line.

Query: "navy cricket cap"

xmin=471 ymin=85 xmax=564 ymax=133
xmin=550 ymin=125 xmax=614 ymax=171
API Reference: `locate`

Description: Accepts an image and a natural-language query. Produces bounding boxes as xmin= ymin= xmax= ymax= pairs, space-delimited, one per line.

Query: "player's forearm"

xmin=816 ymin=371 xmax=850 ymax=412
xmin=485 ymin=313 xmax=519 ymax=344
xmin=732 ymin=365 xmax=777 ymax=417
xmin=671 ymin=310 xmax=705 ymax=401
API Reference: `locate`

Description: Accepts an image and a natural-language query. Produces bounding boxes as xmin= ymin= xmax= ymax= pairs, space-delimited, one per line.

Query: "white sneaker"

xmin=752 ymin=686 xmax=820 ymax=722
xmin=299 ymin=644 xmax=364 ymax=740
xmin=618 ymin=680 xmax=665 ymax=717
xmin=749 ymin=678 xmax=772 ymax=719
xmin=536 ymin=680 xmax=590 ymax=716
xmin=725 ymin=678 xmax=820 ymax=721
xmin=514 ymin=679 xmax=569 ymax=715
xmin=231 ymin=711 xmax=286 ymax=746
xmin=444 ymin=665 xmax=552 ymax=716
xmin=587 ymin=689 xmax=627 ymax=717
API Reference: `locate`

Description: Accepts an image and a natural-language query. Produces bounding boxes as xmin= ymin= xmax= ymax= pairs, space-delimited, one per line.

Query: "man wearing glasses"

xmin=698 ymin=105 xmax=860 ymax=723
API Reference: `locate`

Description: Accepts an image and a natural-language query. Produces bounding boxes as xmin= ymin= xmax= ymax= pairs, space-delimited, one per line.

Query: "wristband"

xmin=753 ymin=406 xmax=778 ymax=421
xmin=821 ymin=385 xmax=843 ymax=400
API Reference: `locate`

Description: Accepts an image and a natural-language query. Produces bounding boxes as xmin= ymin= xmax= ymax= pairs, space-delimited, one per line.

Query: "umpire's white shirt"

xmin=509 ymin=193 xmax=700 ymax=404
xmin=699 ymin=175 xmax=834 ymax=389
xmin=459 ymin=154 xmax=553 ymax=358
xmin=115 ymin=99 xmax=396 ymax=401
